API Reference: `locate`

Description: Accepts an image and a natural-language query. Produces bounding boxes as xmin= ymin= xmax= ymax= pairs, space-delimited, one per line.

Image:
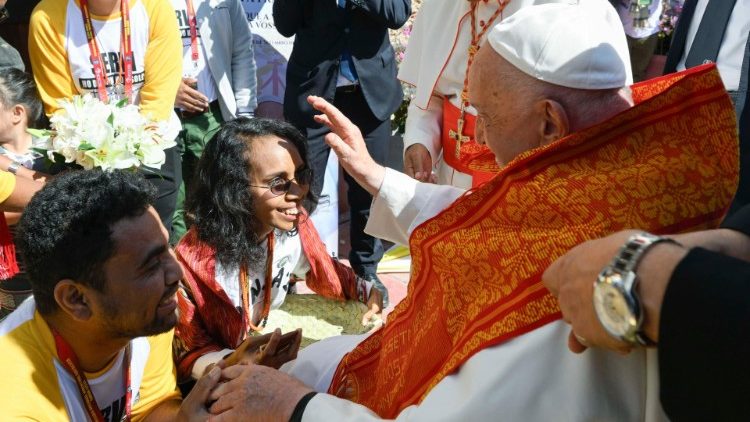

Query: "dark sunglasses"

xmin=251 ymin=167 xmax=313 ymax=196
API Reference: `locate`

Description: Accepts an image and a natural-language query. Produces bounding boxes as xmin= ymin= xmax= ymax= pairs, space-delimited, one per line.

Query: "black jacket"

xmin=273 ymin=0 xmax=410 ymax=127
xmin=658 ymin=206 xmax=750 ymax=420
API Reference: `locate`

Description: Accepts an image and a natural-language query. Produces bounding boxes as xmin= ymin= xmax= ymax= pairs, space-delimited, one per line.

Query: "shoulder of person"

xmin=30 ymin=0 xmax=67 ymax=25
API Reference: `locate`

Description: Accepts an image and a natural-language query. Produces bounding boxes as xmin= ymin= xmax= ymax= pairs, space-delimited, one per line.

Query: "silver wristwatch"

xmin=593 ymin=232 xmax=678 ymax=346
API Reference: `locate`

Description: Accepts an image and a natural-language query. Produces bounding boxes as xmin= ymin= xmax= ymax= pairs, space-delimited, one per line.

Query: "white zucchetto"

xmin=487 ymin=0 xmax=633 ymax=89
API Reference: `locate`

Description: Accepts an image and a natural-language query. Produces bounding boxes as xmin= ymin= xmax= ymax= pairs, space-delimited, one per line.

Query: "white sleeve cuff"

xmin=191 ymin=349 xmax=233 ymax=380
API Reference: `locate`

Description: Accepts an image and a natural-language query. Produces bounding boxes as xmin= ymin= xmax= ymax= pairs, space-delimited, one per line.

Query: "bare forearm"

xmin=345 ymin=162 xmax=386 ymax=197
xmin=1 ymin=177 xmax=44 ymax=212
xmin=671 ymin=228 xmax=750 ymax=262
xmin=0 ymin=156 xmax=48 ymax=183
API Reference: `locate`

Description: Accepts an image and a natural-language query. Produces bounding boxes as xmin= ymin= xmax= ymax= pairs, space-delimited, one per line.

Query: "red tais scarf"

xmin=0 ymin=214 xmax=19 ymax=280
xmin=328 ymin=65 xmax=740 ymax=417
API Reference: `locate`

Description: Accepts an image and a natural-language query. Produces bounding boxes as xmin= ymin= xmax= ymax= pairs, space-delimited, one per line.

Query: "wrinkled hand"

xmin=177 ymin=366 xmax=221 ymax=422
xmin=208 ymin=364 xmax=313 ymax=422
xmin=362 ymin=286 xmax=383 ymax=325
xmin=404 ymin=144 xmax=435 ymax=183
xmin=543 ymin=231 xmax=641 ymax=355
xmin=307 ymin=95 xmax=385 ymax=195
xmin=175 ymin=78 xmax=209 ymax=113
xmin=224 ymin=328 xmax=302 ymax=369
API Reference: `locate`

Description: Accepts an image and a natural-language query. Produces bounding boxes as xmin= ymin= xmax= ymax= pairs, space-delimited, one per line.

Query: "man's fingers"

xmin=192 ymin=366 xmax=221 ymax=399
xmin=567 ymin=330 xmax=589 ymax=354
xmin=220 ymin=363 xmax=250 ymax=381
xmin=362 ymin=306 xmax=379 ymax=325
xmin=404 ymin=155 xmax=419 ymax=178
xmin=313 ymin=113 xmax=333 ymax=129
xmin=541 ymin=255 xmax=564 ymax=296
xmin=308 ymin=95 xmax=345 ymax=123
xmin=183 ymin=95 xmax=207 ymax=112
xmin=324 ymin=132 xmax=351 ymax=156
xmin=308 ymin=95 xmax=358 ymax=135
xmin=283 ymin=330 xmax=302 ymax=362
xmin=262 ymin=329 xmax=283 ymax=358
xmin=208 ymin=388 xmax=246 ymax=414
xmin=404 ymin=145 xmax=433 ymax=181
xmin=182 ymin=366 xmax=220 ymax=416
xmin=209 ymin=373 xmax=239 ymax=402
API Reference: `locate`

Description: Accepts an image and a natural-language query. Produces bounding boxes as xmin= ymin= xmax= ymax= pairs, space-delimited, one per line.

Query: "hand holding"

xmin=175 ymin=78 xmax=209 ymax=113
xmin=362 ymin=286 xmax=383 ymax=326
xmin=208 ymin=364 xmax=313 ymax=422
xmin=542 ymin=231 xmax=640 ymax=355
xmin=225 ymin=328 xmax=302 ymax=369
xmin=404 ymin=144 xmax=435 ymax=182
xmin=177 ymin=366 xmax=221 ymax=422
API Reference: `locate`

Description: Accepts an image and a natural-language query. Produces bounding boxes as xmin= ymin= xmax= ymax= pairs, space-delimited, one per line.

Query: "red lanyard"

xmin=80 ymin=0 xmax=134 ymax=103
xmin=239 ymin=232 xmax=274 ymax=336
xmin=52 ymin=329 xmax=132 ymax=422
xmin=184 ymin=0 xmax=200 ymax=70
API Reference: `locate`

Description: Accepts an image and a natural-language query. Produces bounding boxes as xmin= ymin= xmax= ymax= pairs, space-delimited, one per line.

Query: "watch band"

xmin=611 ymin=232 xmax=681 ymax=346
xmin=613 ymin=233 xmax=679 ymax=273
xmin=612 ymin=233 xmax=672 ymax=273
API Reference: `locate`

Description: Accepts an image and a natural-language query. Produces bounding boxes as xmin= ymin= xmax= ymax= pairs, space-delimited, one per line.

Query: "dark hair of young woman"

xmin=186 ymin=117 xmax=318 ymax=269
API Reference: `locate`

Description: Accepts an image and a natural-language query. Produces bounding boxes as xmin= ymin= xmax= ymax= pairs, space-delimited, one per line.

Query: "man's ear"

xmin=53 ymin=280 xmax=94 ymax=321
xmin=537 ymin=99 xmax=570 ymax=146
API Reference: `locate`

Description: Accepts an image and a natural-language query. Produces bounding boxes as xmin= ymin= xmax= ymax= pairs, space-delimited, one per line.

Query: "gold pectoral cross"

xmin=449 ymin=117 xmax=471 ymax=158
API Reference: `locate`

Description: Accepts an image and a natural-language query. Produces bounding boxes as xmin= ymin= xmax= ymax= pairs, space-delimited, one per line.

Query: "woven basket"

xmin=261 ymin=294 xmax=382 ymax=349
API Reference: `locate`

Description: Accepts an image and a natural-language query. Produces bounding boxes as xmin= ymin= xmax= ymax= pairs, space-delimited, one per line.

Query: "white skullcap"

xmin=487 ymin=0 xmax=633 ymax=89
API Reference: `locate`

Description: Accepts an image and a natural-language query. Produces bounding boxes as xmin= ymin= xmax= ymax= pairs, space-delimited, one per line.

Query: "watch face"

xmin=594 ymin=275 xmax=638 ymax=338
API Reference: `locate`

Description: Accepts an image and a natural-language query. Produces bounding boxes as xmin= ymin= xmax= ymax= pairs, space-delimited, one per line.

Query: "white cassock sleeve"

xmin=292 ymin=321 xmax=666 ymax=421
xmin=364 ymin=168 xmax=466 ymax=245
xmin=402 ymin=96 xmax=444 ymax=165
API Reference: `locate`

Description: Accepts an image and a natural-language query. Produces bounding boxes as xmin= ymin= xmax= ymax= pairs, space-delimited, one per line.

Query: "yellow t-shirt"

xmin=0 ymin=171 xmax=16 ymax=204
xmin=29 ymin=0 xmax=181 ymax=120
xmin=0 ymin=299 xmax=181 ymax=420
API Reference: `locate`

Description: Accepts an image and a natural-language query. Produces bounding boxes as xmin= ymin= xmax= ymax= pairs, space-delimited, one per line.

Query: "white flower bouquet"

xmin=30 ymin=95 xmax=176 ymax=171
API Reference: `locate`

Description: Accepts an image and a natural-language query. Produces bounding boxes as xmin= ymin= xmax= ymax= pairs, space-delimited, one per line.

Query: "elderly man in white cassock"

xmin=204 ymin=1 xmax=739 ymax=420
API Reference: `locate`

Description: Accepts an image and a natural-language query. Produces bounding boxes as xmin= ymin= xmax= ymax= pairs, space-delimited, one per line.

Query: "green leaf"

xmin=116 ymin=98 xmax=128 ymax=108
xmin=107 ymin=112 xmax=115 ymax=126
xmin=27 ymin=128 xmax=51 ymax=138
xmin=79 ymin=142 xmax=95 ymax=151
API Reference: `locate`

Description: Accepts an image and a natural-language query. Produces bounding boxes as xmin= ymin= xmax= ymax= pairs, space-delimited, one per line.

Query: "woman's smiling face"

xmin=247 ymin=135 xmax=310 ymax=237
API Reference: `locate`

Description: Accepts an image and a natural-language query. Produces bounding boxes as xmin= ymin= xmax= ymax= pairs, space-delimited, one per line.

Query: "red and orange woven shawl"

xmin=328 ymin=64 xmax=740 ymax=417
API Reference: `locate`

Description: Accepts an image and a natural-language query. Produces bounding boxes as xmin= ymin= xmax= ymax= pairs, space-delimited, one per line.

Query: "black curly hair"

xmin=16 ymin=170 xmax=156 ymax=315
xmin=186 ymin=117 xmax=317 ymax=269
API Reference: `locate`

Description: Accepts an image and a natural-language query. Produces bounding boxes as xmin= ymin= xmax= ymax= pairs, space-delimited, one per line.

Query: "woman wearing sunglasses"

xmin=173 ymin=117 xmax=383 ymax=383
